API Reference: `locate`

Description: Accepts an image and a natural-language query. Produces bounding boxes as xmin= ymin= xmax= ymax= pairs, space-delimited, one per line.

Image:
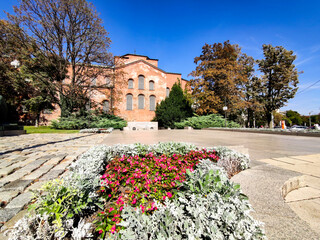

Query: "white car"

xmin=290 ymin=125 xmax=307 ymax=131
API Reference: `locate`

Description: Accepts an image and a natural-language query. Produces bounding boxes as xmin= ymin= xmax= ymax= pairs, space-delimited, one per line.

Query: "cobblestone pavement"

xmin=0 ymin=133 xmax=105 ymax=233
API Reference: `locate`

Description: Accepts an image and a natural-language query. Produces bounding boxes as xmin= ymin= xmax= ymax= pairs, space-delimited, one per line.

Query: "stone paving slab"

xmin=287 ymin=199 xmax=320 ymax=235
xmin=285 ymin=186 xmax=320 ymax=202
xmin=0 ymin=133 xmax=106 ymax=233
xmin=232 ymin=164 xmax=320 ymax=240
xmin=257 ymin=153 xmax=320 ymax=238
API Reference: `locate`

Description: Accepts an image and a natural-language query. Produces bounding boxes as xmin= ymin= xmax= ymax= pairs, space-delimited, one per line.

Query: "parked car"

xmin=290 ymin=125 xmax=307 ymax=131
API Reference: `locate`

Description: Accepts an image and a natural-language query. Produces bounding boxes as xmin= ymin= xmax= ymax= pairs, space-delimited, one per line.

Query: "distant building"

xmin=42 ymin=54 xmax=188 ymax=123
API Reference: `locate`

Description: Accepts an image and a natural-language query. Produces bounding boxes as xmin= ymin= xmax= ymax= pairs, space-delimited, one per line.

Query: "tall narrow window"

xmin=86 ymin=102 xmax=91 ymax=110
xmin=103 ymin=100 xmax=109 ymax=113
xmin=149 ymin=80 xmax=154 ymax=90
xmin=105 ymin=77 xmax=112 ymax=87
xmin=128 ymin=79 xmax=133 ymax=89
xmin=166 ymin=87 xmax=170 ymax=97
xmin=138 ymin=94 xmax=145 ymax=109
xmin=126 ymin=94 xmax=133 ymax=110
xmin=149 ymin=95 xmax=156 ymax=111
xmin=91 ymin=78 xmax=96 ymax=86
xmin=138 ymin=75 xmax=144 ymax=89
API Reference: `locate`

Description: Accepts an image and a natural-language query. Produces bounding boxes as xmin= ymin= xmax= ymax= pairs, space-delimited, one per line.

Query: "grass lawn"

xmin=24 ymin=126 xmax=79 ymax=134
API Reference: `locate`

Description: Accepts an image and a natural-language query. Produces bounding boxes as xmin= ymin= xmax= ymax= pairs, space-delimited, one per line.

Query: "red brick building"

xmin=43 ymin=54 xmax=188 ymax=123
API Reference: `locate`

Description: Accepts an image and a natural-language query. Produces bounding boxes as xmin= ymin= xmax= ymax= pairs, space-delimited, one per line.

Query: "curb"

xmin=281 ymin=175 xmax=307 ymax=199
xmin=205 ymin=128 xmax=320 ymax=138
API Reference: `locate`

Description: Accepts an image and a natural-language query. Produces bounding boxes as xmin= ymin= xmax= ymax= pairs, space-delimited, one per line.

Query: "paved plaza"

xmin=0 ymin=129 xmax=320 ymax=239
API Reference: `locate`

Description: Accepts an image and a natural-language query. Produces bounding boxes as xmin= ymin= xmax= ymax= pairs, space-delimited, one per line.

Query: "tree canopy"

xmin=189 ymin=41 xmax=247 ymax=116
xmin=9 ymin=0 xmax=114 ymax=117
xmin=257 ymin=44 xmax=299 ymax=128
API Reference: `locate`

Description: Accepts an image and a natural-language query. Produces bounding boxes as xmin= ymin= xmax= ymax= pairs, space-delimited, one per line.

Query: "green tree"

xmin=154 ymin=80 xmax=193 ymax=128
xmin=285 ymin=110 xmax=302 ymax=126
xmin=189 ymin=41 xmax=247 ymax=116
xmin=0 ymin=19 xmax=56 ymax=125
xmin=238 ymin=54 xmax=264 ymax=128
xmin=257 ymin=44 xmax=299 ymax=128
xmin=9 ymin=0 xmax=113 ymax=117
xmin=0 ymin=20 xmax=34 ymax=123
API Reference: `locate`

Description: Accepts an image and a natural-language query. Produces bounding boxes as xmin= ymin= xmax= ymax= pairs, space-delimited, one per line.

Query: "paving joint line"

xmin=270 ymin=158 xmax=295 ymax=165
xmin=286 ymin=196 xmax=320 ymax=203
xmin=287 ymin=156 xmax=315 ymax=163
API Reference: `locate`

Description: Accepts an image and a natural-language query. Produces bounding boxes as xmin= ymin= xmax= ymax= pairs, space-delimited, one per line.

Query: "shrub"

xmin=175 ymin=114 xmax=241 ymax=129
xmin=51 ymin=113 xmax=127 ymax=130
xmin=154 ymin=81 xmax=193 ymax=128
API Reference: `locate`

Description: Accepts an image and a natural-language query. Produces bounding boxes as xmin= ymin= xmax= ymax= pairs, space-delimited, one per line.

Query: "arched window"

xmin=138 ymin=75 xmax=144 ymax=90
xmin=128 ymin=79 xmax=133 ymax=89
xmin=149 ymin=95 xmax=156 ymax=111
xmin=166 ymin=87 xmax=170 ymax=97
xmin=149 ymin=80 xmax=154 ymax=90
xmin=126 ymin=94 xmax=133 ymax=110
xmin=102 ymin=100 xmax=109 ymax=113
xmin=138 ymin=94 xmax=145 ymax=109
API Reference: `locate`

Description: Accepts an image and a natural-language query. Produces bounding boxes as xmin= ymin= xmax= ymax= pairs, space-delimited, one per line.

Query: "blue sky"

xmin=2 ymin=0 xmax=320 ymax=115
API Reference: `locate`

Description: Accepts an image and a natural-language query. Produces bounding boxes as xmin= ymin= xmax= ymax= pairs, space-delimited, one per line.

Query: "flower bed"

xmin=7 ymin=142 xmax=265 ymax=240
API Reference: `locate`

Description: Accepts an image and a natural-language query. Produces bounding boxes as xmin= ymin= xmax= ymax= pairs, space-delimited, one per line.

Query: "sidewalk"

xmin=259 ymin=154 xmax=320 ymax=236
xmin=232 ymin=154 xmax=320 ymax=240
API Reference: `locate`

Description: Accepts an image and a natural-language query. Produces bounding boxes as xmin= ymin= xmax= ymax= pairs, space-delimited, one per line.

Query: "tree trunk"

xmin=35 ymin=113 xmax=40 ymax=127
xmin=266 ymin=111 xmax=274 ymax=128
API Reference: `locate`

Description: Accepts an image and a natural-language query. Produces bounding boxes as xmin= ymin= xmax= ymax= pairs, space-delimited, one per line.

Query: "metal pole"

xmin=309 ymin=111 xmax=313 ymax=127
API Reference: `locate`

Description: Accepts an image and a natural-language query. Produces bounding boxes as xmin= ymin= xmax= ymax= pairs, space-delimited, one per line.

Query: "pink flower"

xmin=167 ymin=192 xmax=173 ymax=198
xmin=162 ymin=195 xmax=166 ymax=201
xmin=132 ymin=198 xmax=137 ymax=204
xmin=109 ymin=207 xmax=114 ymax=212
xmin=111 ymin=225 xmax=116 ymax=233
xmin=99 ymin=230 xmax=103 ymax=234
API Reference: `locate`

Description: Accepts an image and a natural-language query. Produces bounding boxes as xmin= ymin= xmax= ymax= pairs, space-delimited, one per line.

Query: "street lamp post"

xmin=223 ymin=106 xmax=228 ymax=127
xmin=10 ymin=59 xmax=20 ymax=68
xmin=309 ymin=111 xmax=313 ymax=127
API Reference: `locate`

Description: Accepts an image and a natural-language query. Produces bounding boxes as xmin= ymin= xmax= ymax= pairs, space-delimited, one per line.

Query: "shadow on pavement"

xmin=0 ymin=134 xmax=97 ymax=156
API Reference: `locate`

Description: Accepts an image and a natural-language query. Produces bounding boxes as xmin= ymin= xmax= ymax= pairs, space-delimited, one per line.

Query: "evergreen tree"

xmin=154 ymin=80 xmax=193 ymax=128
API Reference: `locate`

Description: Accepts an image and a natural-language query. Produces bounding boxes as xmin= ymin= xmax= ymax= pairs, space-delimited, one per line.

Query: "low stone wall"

xmin=205 ymin=128 xmax=320 ymax=137
xmin=125 ymin=122 xmax=158 ymax=131
xmin=0 ymin=130 xmax=26 ymax=136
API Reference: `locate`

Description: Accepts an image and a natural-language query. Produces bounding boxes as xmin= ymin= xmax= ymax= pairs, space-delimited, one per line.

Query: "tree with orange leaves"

xmin=189 ymin=41 xmax=247 ymax=116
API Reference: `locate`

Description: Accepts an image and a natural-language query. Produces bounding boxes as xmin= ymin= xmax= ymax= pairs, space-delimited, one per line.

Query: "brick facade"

xmin=42 ymin=54 xmax=187 ymax=123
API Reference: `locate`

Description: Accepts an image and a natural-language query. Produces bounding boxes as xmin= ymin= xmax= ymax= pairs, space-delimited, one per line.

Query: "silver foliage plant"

xmin=212 ymin=146 xmax=250 ymax=176
xmin=110 ymin=161 xmax=265 ymax=240
xmin=7 ymin=142 xmax=256 ymax=240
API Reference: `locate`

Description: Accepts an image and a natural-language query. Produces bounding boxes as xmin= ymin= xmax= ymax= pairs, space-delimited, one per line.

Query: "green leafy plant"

xmin=29 ymin=179 xmax=93 ymax=232
xmin=51 ymin=113 xmax=127 ymax=130
xmin=175 ymin=114 xmax=240 ymax=129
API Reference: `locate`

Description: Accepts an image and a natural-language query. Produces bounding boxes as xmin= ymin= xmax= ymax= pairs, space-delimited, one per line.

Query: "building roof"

xmin=120 ymin=54 xmax=158 ymax=61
